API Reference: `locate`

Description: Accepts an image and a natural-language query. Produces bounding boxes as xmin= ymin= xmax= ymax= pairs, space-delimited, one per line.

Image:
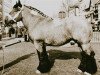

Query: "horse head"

xmin=4 ymin=0 xmax=23 ymax=27
xmin=4 ymin=0 xmax=53 ymax=28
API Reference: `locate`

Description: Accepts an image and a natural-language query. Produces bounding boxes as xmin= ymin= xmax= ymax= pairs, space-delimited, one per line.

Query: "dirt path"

xmin=0 ymin=42 xmax=100 ymax=75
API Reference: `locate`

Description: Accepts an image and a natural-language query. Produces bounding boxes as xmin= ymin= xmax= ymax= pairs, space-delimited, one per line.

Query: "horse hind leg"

xmin=77 ymin=42 xmax=97 ymax=75
xmin=34 ymin=40 xmax=51 ymax=74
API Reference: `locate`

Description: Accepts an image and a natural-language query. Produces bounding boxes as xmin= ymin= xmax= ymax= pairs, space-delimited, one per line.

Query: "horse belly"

xmin=45 ymin=37 xmax=69 ymax=46
xmin=45 ymin=30 xmax=71 ymax=46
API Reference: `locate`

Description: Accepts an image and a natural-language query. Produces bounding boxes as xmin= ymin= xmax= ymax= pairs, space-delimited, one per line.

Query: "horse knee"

xmin=82 ymin=43 xmax=92 ymax=55
xmin=34 ymin=40 xmax=45 ymax=53
xmin=34 ymin=40 xmax=48 ymax=60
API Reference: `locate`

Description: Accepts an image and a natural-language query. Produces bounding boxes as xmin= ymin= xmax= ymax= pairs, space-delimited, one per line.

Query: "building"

xmin=87 ymin=0 xmax=100 ymax=31
xmin=0 ymin=0 xmax=2 ymax=40
xmin=3 ymin=0 xmax=12 ymax=16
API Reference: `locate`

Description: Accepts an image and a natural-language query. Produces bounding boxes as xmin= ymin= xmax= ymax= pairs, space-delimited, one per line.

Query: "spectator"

xmin=9 ymin=27 xmax=15 ymax=37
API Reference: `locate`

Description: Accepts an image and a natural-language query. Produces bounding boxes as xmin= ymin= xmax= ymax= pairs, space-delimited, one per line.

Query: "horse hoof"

xmin=77 ymin=69 xmax=82 ymax=73
xmin=36 ymin=70 xmax=41 ymax=74
xmin=84 ymin=72 xmax=91 ymax=75
xmin=37 ymin=59 xmax=52 ymax=73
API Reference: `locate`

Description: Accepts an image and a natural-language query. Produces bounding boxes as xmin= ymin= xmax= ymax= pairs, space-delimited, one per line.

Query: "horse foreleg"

xmin=78 ymin=43 xmax=97 ymax=75
xmin=34 ymin=40 xmax=51 ymax=74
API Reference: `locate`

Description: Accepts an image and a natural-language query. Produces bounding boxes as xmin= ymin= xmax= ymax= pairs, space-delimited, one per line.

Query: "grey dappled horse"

xmin=4 ymin=0 xmax=97 ymax=75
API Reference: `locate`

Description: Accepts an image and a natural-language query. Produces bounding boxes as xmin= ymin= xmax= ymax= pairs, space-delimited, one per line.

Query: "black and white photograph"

xmin=0 ymin=0 xmax=100 ymax=75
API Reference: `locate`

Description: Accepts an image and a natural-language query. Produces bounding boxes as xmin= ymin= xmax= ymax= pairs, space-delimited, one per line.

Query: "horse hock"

xmin=78 ymin=51 xmax=97 ymax=74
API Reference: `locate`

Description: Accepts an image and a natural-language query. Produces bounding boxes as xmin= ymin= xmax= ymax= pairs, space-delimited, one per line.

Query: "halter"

xmin=8 ymin=5 xmax=41 ymax=23
xmin=8 ymin=5 xmax=53 ymax=23
xmin=8 ymin=5 xmax=24 ymax=23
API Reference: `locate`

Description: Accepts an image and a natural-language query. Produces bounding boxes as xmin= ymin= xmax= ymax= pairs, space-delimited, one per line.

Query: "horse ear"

xmin=18 ymin=0 xmax=22 ymax=7
xmin=13 ymin=1 xmax=18 ymax=8
xmin=16 ymin=1 xmax=18 ymax=4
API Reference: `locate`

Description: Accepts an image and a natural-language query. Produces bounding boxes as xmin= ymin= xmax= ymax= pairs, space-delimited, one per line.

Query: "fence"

xmin=91 ymin=32 xmax=100 ymax=42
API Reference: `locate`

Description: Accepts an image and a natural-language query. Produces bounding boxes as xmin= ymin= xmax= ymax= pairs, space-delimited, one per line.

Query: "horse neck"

xmin=21 ymin=7 xmax=45 ymax=31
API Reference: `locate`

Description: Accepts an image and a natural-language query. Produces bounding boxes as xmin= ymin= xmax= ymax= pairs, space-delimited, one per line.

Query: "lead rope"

xmin=1 ymin=45 xmax=5 ymax=75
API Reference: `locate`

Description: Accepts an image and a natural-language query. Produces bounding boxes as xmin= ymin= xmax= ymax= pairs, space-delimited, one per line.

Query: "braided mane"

xmin=24 ymin=5 xmax=53 ymax=20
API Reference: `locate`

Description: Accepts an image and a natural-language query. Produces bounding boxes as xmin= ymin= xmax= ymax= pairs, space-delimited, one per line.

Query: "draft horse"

xmin=4 ymin=0 xmax=97 ymax=75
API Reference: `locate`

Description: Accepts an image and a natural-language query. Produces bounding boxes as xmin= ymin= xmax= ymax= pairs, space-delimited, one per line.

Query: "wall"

xmin=3 ymin=0 xmax=12 ymax=17
xmin=0 ymin=0 xmax=2 ymax=22
xmin=98 ymin=4 xmax=100 ymax=20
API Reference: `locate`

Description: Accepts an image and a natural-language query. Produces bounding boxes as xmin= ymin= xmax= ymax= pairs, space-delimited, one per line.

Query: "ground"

xmin=0 ymin=41 xmax=99 ymax=75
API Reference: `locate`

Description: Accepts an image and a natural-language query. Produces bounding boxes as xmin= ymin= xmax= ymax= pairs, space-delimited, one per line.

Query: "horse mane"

xmin=24 ymin=5 xmax=53 ymax=20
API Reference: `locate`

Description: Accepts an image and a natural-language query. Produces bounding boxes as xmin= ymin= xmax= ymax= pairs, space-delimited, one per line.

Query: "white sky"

xmin=12 ymin=0 xmax=97 ymax=17
xmin=8 ymin=0 xmax=98 ymax=18
xmin=12 ymin=0 xmax=64 ymax=17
